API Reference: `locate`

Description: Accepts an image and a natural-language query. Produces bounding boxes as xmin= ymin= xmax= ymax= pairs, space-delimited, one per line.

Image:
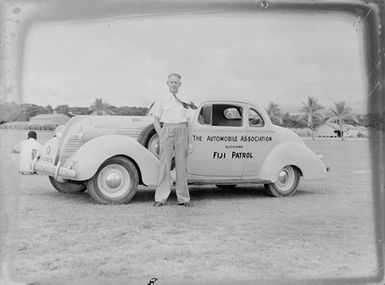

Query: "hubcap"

xmin=275 ymin=166 xmax=295 ymax=193
xmin=97 ymin=164 xmax=131 ymax=198
xmin=105 ymin=173 xmax=122 ymax=188
xmin=278 ymin=170 xmax=289 ymax=184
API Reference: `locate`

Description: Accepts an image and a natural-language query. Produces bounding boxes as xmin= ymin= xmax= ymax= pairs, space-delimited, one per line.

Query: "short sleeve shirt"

xmin=18 ymin=138 xmax=43 ymax=173
xmin=152 ymin=93 xmax=191 ymax=123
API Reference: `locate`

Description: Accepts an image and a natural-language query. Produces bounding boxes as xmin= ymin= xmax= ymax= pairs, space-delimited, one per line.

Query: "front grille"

xmin=61 ymin=135 xmax=84 ymax=166
xmin=55 ymin=116 xmax=84 ymax=166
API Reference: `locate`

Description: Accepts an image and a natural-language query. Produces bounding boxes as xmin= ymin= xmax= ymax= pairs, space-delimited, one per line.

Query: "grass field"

xmin=0 ymin=129 xmax=379 ymax=284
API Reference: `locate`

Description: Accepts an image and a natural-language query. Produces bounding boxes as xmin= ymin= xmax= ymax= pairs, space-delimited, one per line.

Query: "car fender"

xmin=137 ymin=123 xmax=155 ymax=147
xmin=68 ymin=135 xmax=159 ymax=184
xmin=258 ymin=142 xmax=327 ymax=182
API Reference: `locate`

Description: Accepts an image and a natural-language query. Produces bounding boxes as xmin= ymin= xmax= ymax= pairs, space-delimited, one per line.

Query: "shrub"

xmin=357 ymin=132 xmax=367 ymax=138
xmin=0 ymin=121 xmax=57 ymax=131
xmin=42 ymin=123 xmax=58 ymax=131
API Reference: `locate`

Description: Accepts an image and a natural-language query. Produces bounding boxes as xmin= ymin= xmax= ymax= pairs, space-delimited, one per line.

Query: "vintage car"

xmin=33 ymin=100 xmax=328 ymax=204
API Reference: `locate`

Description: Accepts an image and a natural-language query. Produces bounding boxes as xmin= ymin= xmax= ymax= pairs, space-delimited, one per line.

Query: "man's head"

xmin=27 ymin=130 xmax=37 ymax=140
xmin=167 ymin=73 xmax=182 ymax=95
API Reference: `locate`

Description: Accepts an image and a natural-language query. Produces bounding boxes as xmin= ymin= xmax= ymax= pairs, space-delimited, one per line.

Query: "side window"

xmin=198 ymin=104 xmax=212 ymax=125
xmin=212 ymin=104 xmax=243 ymax=127
xmin=249 ymin=108 xmax=264 ymax=127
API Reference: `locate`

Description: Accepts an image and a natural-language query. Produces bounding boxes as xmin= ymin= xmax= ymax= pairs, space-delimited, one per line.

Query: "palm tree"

xmin=327 ymin=101 xmax=358 ymax=141
xmin=299 ymin=96 xmax=324 ymax=140
xmin=88 ymin=98 xmax=115 ymax=115
xmin=266 ymin=102 xmax=283 ymax=125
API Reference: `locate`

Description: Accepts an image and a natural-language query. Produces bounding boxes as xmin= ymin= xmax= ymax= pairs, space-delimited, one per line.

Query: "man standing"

xmin=152 ymin=73 xmax=196 ymax=207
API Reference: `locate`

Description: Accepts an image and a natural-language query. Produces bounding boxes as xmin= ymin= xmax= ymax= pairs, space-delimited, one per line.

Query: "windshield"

xmin=145 ymin=102 xmax=154 ymax=116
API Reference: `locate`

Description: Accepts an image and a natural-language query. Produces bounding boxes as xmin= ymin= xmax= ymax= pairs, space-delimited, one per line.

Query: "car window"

xmin=198 ymin=104 xmax=212 ymax=125
xmin=211 ymin=104 xmax=243 ymax=127
xmin=248 ymin=108 xmax=264 ymax=127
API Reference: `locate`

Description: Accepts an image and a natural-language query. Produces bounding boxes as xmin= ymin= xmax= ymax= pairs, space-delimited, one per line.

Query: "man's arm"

xmin=151 ymin=95 xmax=162 ymax=136
xmin=154 ymin=116 xmax=162 ymax=136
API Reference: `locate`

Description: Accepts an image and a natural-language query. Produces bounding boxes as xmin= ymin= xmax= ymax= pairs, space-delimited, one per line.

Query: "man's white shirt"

xmin=15 ymin=138 xmax=43 ymax=174
xmin=152 ymin=93 xmax=192 ymax=123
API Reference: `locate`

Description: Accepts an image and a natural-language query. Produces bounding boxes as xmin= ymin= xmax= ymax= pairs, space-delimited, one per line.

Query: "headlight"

xmin=55 ymin=125 xmax=65 ymax=138
xmin=65 ymin=159 xmax=76 ymax=169
xmin=77 ymin=132 xmax=84 ymax=140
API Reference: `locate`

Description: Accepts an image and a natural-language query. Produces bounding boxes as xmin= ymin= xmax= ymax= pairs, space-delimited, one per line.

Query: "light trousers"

xmin=155 ymin=123 xmax=190 ymax=204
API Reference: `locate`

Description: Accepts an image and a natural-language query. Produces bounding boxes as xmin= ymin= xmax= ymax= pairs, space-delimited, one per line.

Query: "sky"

xmin=23 ymin=12 xmax=367 ymax=113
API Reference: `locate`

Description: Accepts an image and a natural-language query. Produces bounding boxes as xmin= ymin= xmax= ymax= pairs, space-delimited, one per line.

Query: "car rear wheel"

xmin=48 ymin=176 xmax=86 ymax=193
xmin=87 ymin=156 xmax=139 ymax=205
xmin=264 ymin=165 xmax=300 ymax=197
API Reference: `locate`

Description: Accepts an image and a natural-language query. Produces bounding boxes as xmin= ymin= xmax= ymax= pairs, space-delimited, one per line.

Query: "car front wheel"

xmin=147 ymin=131 xmax=160 ymax=157
xmin=49 ymin=176 xmax=86 ymax=193
xmin=147 ymin=131 xmax=176 ymax=169
xmin=87 ymin=156 xmax=139 ymax=205
xmin=264 ymin=165 xmax=300 ymax=197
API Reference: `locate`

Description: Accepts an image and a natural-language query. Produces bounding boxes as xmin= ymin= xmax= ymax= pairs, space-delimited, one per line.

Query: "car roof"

xmin=147 ymin=97 xmax=264 ymax=113
xmin=197 ymin=99 xmax=265 ymax=110
xmin=188 ymin=94 xmax=261 ymax=106
xmin=200 ymin=99 xmax=249 ymax=105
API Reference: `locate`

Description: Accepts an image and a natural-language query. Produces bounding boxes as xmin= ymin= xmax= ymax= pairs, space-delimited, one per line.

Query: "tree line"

xmin=266 ymin=96 xmax=371 ymax=140
xmin=0 ymin=97 xmax=375 ymax=140
xmin=0 ymin=99 xmax=148 ymax=123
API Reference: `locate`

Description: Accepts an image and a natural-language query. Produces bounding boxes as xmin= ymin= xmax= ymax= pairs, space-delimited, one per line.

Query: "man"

xmin=152 ymin=73 xmax=197 ymax=207
xmin=12 ymin=130 xmax=43 ymax=174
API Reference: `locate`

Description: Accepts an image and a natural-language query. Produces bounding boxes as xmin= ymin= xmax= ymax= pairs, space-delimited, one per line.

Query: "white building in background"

xmin=30 ymin=113 xmax=70 ymax=125
xmin=315 ymin=122 xmax=368 ymax=138
xmin=315 ymin=122 xmax=345 ymax=138
xmin=345 ymin=126 xmax=369 ymax=138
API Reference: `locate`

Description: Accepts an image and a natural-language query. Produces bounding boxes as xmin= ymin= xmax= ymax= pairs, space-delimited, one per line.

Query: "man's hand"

xmin=154 ymin=116 xmax=162 ymax=136
xmin=155 ymin=127 xmax=162 ymax=137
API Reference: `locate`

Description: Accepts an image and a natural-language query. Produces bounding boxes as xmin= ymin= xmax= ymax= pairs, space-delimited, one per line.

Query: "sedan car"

xmin=34 ymin=100 xmax=328 ymax=204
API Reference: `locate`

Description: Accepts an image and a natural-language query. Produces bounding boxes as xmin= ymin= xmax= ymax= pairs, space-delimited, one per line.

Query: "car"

xmin=33 ymin=100 xmax=328 ymax=204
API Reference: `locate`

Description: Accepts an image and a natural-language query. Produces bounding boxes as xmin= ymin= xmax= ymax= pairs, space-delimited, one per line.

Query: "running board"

xmin=187 ymin=179 xmax=272 ymax=185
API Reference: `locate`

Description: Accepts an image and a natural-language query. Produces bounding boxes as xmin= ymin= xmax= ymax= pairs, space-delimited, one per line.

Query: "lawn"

xmin=0 ymin=129 xmax=379 ymax=284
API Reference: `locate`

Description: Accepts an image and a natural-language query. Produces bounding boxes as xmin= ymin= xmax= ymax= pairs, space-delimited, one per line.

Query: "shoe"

xmin=178 ymin=201 xmax=192 ymax=207
xmin=153 ymin=202 xmax=163 ymax=207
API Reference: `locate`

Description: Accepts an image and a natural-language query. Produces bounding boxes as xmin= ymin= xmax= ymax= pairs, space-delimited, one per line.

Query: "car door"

xmin=242 ymin=107 xmax=277 ymax=178
xmin=187 ymin=103 xmax=246 ymax=177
